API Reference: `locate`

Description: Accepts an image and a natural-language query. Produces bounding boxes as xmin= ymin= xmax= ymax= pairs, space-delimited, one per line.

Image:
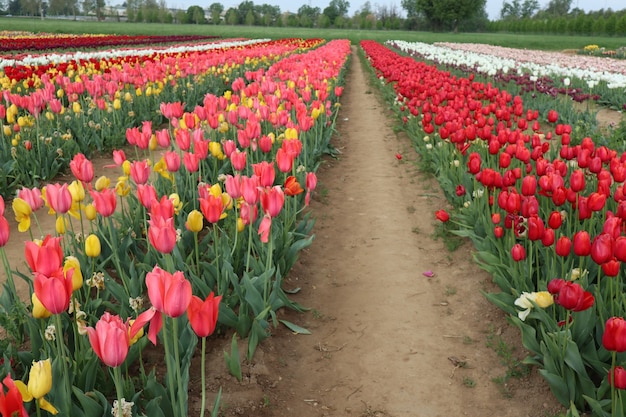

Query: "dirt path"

xmin=198 ymin=46 xmax=564 ymax=417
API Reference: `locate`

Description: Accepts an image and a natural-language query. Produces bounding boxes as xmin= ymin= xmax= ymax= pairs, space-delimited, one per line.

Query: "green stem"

xmin=161 ymin=314 xmax=178 ymax=417
xmin=245 ymin=222 xmax=253 ymax=274
xmin=612 ymin=350 xmax=617 ymax=417
xmin=214 ymin=225 xmax=221 ymax=294
xmin=113 ymin=365 xmax=124 ymax=417
xmin=172 ymin=318 xmax=186 ymax=417
xmin=264 ymin=229 xmax=273 ymax=303
xmin=200 ymin=336 xmax=207 ymax=417
xmin=54 ymin=314 xmax=71 ymax=416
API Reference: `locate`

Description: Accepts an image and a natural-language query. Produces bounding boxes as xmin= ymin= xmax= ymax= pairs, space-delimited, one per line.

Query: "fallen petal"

xmin=423 ymin=270 xmax=435 ymax=277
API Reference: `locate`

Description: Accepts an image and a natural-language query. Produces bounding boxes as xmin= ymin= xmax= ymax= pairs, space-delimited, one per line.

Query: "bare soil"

xmin=8 ymin=45 xmax=625 ymax=417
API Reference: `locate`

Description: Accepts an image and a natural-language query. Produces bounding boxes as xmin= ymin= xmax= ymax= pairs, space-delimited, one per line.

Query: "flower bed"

xmin=362 ymin=39 xmax=626 ymax=416
xmin=0 ymin=37 xmax=350 ymax=416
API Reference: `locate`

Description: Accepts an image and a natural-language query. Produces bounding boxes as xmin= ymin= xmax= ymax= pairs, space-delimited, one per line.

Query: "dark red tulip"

xmin=573 ymin=231 xmax=591 ymax=256
xmin=511 ymin=243 xmax=526 ymax=262
xmin=554 ymin=281 xmax=594 ymax=312
xmin=548 ymin=278 xmax=566 ymax=294
xmin=609 ymin=367 xmax=626 ymax=390
xmin=455 ymin=185 xmax=466 ymax=197
xmin=591 ymin=233 xmax=614 ymax=265
xmin=527 ymin=215 xmax=545 ymax=241
xmin=603 ymin=317 xmax=626 ymax=352
xmin=602 ymin=258 xmax=620 ymax=277
xmin=555 ymin=236 xmax=572 ymax=257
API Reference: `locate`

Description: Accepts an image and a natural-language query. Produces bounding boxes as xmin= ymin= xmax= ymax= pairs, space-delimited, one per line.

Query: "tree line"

xmin=1 ymin=0 xmax=625 ymax=36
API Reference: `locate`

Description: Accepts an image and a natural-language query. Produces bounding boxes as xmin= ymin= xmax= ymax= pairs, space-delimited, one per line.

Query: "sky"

xmin=168 ymin=0 xmax=617 ymax=20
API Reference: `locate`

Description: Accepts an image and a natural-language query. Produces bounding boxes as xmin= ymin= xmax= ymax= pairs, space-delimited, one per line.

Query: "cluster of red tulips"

xmin=362 ymin=39 xmax=626 ymax=415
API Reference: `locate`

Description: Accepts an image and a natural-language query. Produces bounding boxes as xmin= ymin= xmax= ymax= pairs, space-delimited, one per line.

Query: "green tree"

xmin=322 ymin=0 xmax=349 ymax=25
xmin=414 ymin=0 xmax=486 ymax=31
xmin=520 ymin=0 xmax=538 ymax=18
xmin=237 ymin=0 xmax=255 ymax=23
xmin=225 ymin=7 xmax=238 ymax=24
xmin=209 ymin=2 xmax=223 ymax=24
xmin=605 ymin=13 xmax=617 ymax=35
xmin=616 ymin=14 xmax=626 ymax=35
xmin=543 ymin=0 xmax=571 ymax=16
xmin=298 ymin=4 xmax=319 ymax=26
xmin=186 ymin=5 xmax=205 ymax=23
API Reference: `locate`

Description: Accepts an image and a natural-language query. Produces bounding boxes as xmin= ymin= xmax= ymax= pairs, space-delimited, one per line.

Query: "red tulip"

xmin=395 ymin=153 xmax=402 ymax=160
xmin=187 ymin=292 xmax=222 ymax=338
xmin=588 ymin=192 xmax=607 ymax=212
xmin=548 ymin=278 xmax=566 ymax=294
xmin=199 ymin=194 xmax=225 ymax=224
xmin=467 ymin=152 xmax=481 ymax=174
xmin=276 ymin=148 xmax=294 ymax=173
xmin=573 ymin=231 xmax=591 ymax=256
xmin=548 ymin=211 xmax=563 ymax=229
xmin=494 ymin=226 xmax=504 ymax=238
xmin=435 ymin=209 xmax=450 ymax=222
xmin=542 ymin=228 xmax=555 ymax=247
xmin=34 ymin=267 xmax=74 ymax=314
xmin=591 ymin=233 xmax=614 ymax=265
xmin=615 ymin=236 xmax=626 ymax=262
xmin=570 ymin=169 xmax=585 ymax=192
xmin=87 ymin=312 xmax=130 ymax=367
xmin=69 ymin=153 xmax=94 ymax=183
xmin=511 ymin=243 xmax=526 ymax=261
xmin=253 ymin=161 xmax=275 ymax=187
xmin=455 ymin=185 xmax=466 ymax=197
xmin=521 ymin=176 xmax=537 ymax=196
xmin=554 ymin=281 xmax=594 ymax=312
xmin=230 ymin=150 xmax=247 ymax=172
xmin=527 ymin=215 xmax=545 ymax=241
xmin=604 ymin=317 xmax=626 ymax=352
xmin=602 ymin=258 xmax=621 ymax=277
xmin=164 ymin=151 xmax=181 ymax=173
xmin=258 ymin=214 xmax=272 ymax=243
xmin=609 ymin=367 xmax=626 ymax=390
xmin=555 ymin=236 xmax=572 ymax=257
xmin=25 ymin=235 xmax=64 ymax=277
xmin=183 ymin=152 xmax=200 ymax=173
xmin=547 ymin=109 xmax=558 ymax=123
xmin=0 ymin=375 xmax=28 ymax=417
xmin=136 ymin=184 xmax=158 ymax=210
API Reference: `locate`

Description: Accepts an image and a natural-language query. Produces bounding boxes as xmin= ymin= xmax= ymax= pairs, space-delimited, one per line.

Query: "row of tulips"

xmin=361 ymin=39 xmax=626 ymax=416
xmin=389 ymin=40 xmax=626 ymax=113
xmin=0 ymin=38 xmax=350 ymax=417
xmin=0 ymin=38 xmax=323 ymax=198
xmin=0 ymin=33 xmax=218 ymax=54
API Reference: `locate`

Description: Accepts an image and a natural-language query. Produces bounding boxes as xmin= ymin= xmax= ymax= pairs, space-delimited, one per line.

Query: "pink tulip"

xmin=199 ymin=194 xmax=225 ymax=224
xmin=45 ymin=183 xmax=72 ymax=214
xmin=130 ymin=160 xmax=151 ymax=185
xmin=260 ymin=186 xmax=284 ymax=218
xmin=17 ymin=187 xmax=44 ymax=211
xmin=89 ymin=188 xmax=117 ymax=217
xmin=164 ymin=151 xmax=181 ymax=173
xmin=258 ymin=214 xmax=272 ymax=243
xmin=25 ymin=235 xmax=64 ymax=277
xmin=148 ymin=215 xmax=177 ymax=254
xmin=137 ymin=184 xmax=158 ymax=209
xmin=253 ymin=161 xmax=275 ymax=187
xmin=87 ymin=312 xmax=130 ymax=367
xmin=69 ymin=153 xmax=94 ymax=183
xmin=34 ymin=267 xmax=74 ymax=314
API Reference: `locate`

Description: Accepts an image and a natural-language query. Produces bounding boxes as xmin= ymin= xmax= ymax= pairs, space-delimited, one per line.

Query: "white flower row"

xmin=388 ymin=40 xmax=626 ymax=91
xmin=0 ymin=38 xmax=270 ymax=72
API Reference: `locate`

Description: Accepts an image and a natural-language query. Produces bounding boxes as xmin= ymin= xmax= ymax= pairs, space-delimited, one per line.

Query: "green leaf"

xmin=72 ymin=387 xmax=104 ymax=417
xmin=582 ymin=395 xmax=611 ymax=417
xmin=509 ymin=315 xmax=541 ymax=356
xmin=279 ymin=320 xmax=311 ymax=335
xmin=243 ymin=275 xmax=266 ymax=318
xmin=539 ymin=369 xmax=570 ymax=407
xmin=211 ymin=387 xmax=223 ymax=417
xmin=224 ymin=334 xmax=242 ymax=381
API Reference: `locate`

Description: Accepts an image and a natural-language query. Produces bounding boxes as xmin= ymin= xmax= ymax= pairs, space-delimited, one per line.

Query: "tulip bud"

xmin=84 ymin=203 xmax=97 ymax=221
xmin=28 ymin=359 xmax=53 ymax=399
xmin=85 ymin=234 xmax=101 ymax=258
xmin=55 ymin=216 xmax=67 ymax=235
xmin=185 ymin=210 xmax=204 ymax=233
xmin=64 ymin=256 xmax=83 ymax=291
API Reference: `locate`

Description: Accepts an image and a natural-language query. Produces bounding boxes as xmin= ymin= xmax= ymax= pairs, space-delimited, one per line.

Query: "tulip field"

xmin=0 ymin=28 xmax=626 ymax=417
xmin=0 ymin=33 xmax=349 ymax=417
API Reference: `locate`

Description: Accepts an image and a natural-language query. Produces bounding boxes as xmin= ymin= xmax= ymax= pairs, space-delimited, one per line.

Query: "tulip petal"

xmin=38 ymin=397 xmax=58 ymax=415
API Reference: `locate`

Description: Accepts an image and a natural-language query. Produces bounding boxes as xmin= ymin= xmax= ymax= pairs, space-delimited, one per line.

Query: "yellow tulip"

xmin=169 ymin=193 xmax=182 ymax=214
xmin=534 ymin=291 xmax=554 ymax=308
xmin=55 ymin=216 xmax=67 ymax=234
xmin=186 ymin=210 xmax=204 ymax=233
xmin=85 ymin=234 xmax=101 ymax=258
xmin=237 ymin=218 xmax=245 ymax=232
xmin=15 ymin=359 xmax=58 ymax=415
xmin=122 ymin=160 xmax=131 ymax=176
xmin=64 ymin=256 xmax=83 ymax=291
xmin=115 ymin=177 xmax=131 ymax=197
xmin=72 ymin=102 xmax=81 ymax=114
xmin=12 ymin=197 xmax=32 ymax=232
xmin=68 ymin=180 xmax=85 ymax=202
xmin=31 ymin=293 xmax=51 ymax=319
xmin=84 ymin=203 xmax=97 ymax=221
xmin=95 ymin=176 xmax=110 ymax=191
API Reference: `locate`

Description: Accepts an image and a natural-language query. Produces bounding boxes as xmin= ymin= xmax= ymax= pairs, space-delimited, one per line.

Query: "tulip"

xmin=34 ymin=267 xmax=74 ymax=315
xmin=89 ymin=188 xmax=117 ymax=217
xmin=260 ymin=186 xmax=285 ymax=218
xmin=230 ymin=150 xmax=247 ymax=171
xmin=603 ymin=317 xmax=626 ymax=352
xmin=591 ymin=233 xmax=614 ymax=265
xmin=187 ymin=292 xmax=222 ymax=338
xmin=548 ymin=211 xmax=563 ymax=229
xmin=44 ymin=183 xmax=72 ymax=214
xmin=258 ymin=214 xmax=272 ymax=243
xmin=547 ymin=109 xmax=558 ymax=123
xmin=199 ymin=194 xmax=225 ymax=224
xmin=12 ymin=198 xmax=32 ymax=232
xmin=284 ymin=176 xmax=304 ymax=196
xmin=609 ymin=367 xmax=626 ymax=390
xmin=148 ymin=215 xmax=177 ymax=254
xmin=69 ymin=153 xmax=94 ymax=183
xmin=554 ymin=281 xmax=594 ymax=312
xmin=573 ymin=231 xmax=591 ymax=256
xmin=435 ymin=209 xmax=450 ymax=222
xmin=555 ymin=236 xmax=572 ymax=257
xmin=25 ymin=235 xmax=64 ymax=277
xmin=602 ymin=258 xmax=621 ymax=277
xmin=87 ymin=312 xmax=130 ymax=367
xmin=527 ymin=215 xmax=545 ymax=241
xmin=186 ymin=210 xmax=204 ymax=233
xmin=31 ymin=292 xmax=51 ymax=319
xmin=130 ymin=160 xmax=151 ymax=185
xmin=64 ymin=256 xmax=83 ymax=291
xmin=511 ymin=243 xmax=526 ymax=261
xmin=84 ymin=234 xmax=101 ymax=258
xmin=0 ymin=375 xmax=28 ymax=417
xmin=0 ymin=216 xmax=8 ymax=247
xmin=253 ymin=161 xmax=275 ymax=187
